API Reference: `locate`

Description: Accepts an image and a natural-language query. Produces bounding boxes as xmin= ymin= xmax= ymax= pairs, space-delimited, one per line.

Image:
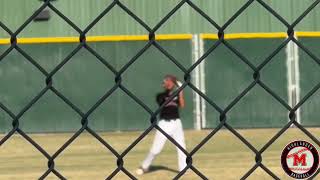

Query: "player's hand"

xmin=176 ymin=81 xmax=182 ymax=88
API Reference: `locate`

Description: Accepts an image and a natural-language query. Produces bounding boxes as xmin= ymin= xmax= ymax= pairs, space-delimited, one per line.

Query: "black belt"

xmin=162 ymin=118 xmax=178 ymax=121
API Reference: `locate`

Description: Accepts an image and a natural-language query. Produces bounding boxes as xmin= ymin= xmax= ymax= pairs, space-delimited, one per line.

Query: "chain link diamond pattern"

xmin=0 ymin=0 xmax=319 ymax=179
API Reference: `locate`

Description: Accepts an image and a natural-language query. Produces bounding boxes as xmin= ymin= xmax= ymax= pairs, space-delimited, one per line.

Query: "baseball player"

xmin=136 ymin=74 xmax=187 ymax=175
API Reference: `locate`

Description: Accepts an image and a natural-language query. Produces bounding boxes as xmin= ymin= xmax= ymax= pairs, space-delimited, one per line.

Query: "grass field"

xmin=0 ymin=128 xmax=319 ymax=180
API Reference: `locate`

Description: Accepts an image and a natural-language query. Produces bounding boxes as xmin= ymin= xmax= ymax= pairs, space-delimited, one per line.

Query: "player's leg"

xmin=140 ymin=120 xmax=169 ymax=171
xmin=172 ymin=119 xmax=187 ymax=171
xmin=141 ymin=129 xmax=167 ymax=170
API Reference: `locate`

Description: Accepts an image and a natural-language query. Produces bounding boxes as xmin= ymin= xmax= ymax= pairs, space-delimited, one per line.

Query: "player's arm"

xmin=176 ymin=81 xmax=185 ymax=108
xmin=179 ymin=90 xmax=185 ymax=108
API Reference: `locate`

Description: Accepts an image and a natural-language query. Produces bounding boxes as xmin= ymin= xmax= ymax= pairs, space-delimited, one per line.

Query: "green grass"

xmin=0 ymin=128 xmax=319 ymax=180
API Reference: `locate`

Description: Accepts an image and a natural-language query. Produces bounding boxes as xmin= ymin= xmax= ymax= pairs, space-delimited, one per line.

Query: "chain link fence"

xmin=0 ymin=0 xmax=319 ymax=179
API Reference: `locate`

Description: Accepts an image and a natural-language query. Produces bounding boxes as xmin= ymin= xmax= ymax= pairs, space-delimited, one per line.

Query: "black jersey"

xmin=156 ymin=90 xmax=180 ymax=119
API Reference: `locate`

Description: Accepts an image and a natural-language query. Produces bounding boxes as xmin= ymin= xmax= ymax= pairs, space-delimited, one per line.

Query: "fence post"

xmin=191 ymin=34 xmax=206 ymax=130
xmin=286 ymin=33 xmax=301 ymax=125
xmin=192 ymin=34 xmax=201 ymax=130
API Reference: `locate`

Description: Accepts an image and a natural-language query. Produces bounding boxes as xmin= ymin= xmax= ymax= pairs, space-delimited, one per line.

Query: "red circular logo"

xmin=281 ymin=140 xmax=319 ymax=179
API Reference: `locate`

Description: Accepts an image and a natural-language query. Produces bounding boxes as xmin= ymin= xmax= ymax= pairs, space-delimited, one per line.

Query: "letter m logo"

xmin=293 ymin=153 xmax=307 ymax=166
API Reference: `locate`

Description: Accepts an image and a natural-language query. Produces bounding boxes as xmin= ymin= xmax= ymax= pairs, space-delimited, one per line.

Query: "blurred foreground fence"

xmin=0 ymin=0 xmax=319 ymax=179
xmin=0 ymin=35 xmax=319 ymax=132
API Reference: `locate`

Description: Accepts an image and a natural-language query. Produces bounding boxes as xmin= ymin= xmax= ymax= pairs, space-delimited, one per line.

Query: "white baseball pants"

xmin=141 ymin=119 xmax=187 ymax=171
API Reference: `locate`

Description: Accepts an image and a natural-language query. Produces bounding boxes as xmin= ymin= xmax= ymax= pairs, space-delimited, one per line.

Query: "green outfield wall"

xmin=203 ymin=38 xmax=289 ymax=128
xmin=1 ymin=0 xmax=320 ymax=38
xmin=298 ymin=37 xmax=320 ymax=127
xmin=0 ymin=35 xmax=319 ymax=133
xmin=0 ymin=40 xmax=194 ymax=133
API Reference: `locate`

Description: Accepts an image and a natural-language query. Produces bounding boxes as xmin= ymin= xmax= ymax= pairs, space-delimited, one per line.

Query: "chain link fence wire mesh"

xmin=0 ymin=0 xmax=319 ymax=179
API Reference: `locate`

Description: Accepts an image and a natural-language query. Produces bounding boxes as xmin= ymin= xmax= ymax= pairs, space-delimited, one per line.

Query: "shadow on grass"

xmin=147 ymin=165 xmax=179 ymax=174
